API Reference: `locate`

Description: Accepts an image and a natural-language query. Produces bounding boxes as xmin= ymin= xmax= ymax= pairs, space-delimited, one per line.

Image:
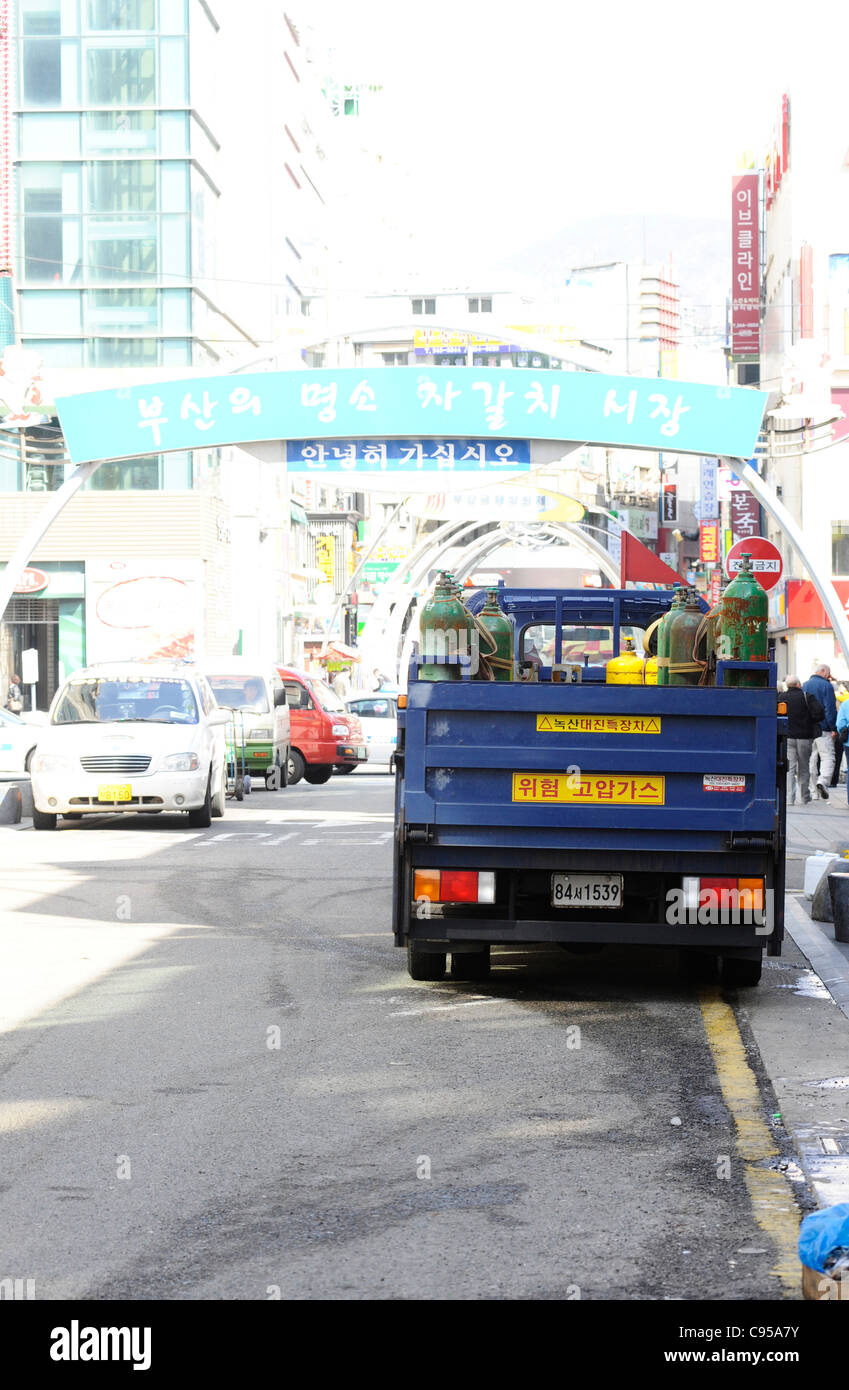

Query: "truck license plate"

xmin=551 ymin=873 xmax=623 ymax=908
xmin=97 ymin=783 xmax=132 ymax=802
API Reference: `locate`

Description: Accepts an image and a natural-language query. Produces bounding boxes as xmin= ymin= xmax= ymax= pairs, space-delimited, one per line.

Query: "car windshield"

xmin=52 ymin=677 xmax=199 ymax=725
xmin=207 ymin=675 xmax=269 ymax=713
xmin=311 ymin=678 xmax=346 ymax=713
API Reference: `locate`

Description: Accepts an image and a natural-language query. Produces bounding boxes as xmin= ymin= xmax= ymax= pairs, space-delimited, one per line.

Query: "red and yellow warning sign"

xmin=513 ymin=773 xmax=665 ymax=804
xmin=536 ymin=714 xmax=661 ymax=735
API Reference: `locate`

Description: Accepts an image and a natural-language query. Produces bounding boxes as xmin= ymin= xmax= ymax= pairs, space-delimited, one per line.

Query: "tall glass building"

xmin=14 ymin=0 xmax=217 ymax=371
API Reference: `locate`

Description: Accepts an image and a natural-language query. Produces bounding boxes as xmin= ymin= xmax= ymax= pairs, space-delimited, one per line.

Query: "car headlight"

xmin=161 ymin=752 xmax=200 ymax=771
xmin=331 ymin=724 xmax=349 ymax=736
xmin=32 ymin=752 xmax=74 ymax=773
xmin=249 ymin=727 xmax=272 ymax=739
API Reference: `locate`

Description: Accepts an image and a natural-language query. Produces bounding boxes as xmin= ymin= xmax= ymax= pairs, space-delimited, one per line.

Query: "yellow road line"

xmin=699 ymin=988 xmax=801 ymax=1297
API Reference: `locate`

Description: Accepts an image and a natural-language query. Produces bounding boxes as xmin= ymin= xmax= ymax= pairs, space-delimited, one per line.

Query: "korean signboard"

xmin=54 ymin=367 xmax=769 ymax=466
xmin=315 ymin=535 xmax=335 ymax=587
xmin=700 ymin=521 xmax=720 ymax=564
xmin=730 ymin=488 xmax=760 ymax=542
xmin=731 ymin=173 xmax=760 ymax=360
xmin=661 ymin=482 xmax=678 ymax=523
xmin=699 ymin=457 xmax=719 ymax=519
xmin=287 ymin=437 xmax=530 ymax=473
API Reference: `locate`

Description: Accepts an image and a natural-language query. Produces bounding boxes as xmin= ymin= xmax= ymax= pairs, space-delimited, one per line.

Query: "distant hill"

xmin=494 ymin=214 xmax=729 ymax=325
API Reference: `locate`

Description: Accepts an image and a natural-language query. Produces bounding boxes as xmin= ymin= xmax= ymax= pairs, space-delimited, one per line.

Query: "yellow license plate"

xmin=513 ymin=773 xmax=665 ymax=805
xmin=536 ymin=714 xmax=661 ymax=734
xmin=97 ymin=783 xmax=132 ymax=802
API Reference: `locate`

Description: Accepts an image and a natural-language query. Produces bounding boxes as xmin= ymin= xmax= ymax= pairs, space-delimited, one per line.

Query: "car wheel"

xmin=33 ymin=806 xmax=57 ymax=830
xmin=407 ymin=942 xmax=446 ymax=980
xmin=304 ymin=764 xmax=333 ymax=785
xmin=211 ymin=763 xmax=226 ymax=818
xmin=187 ymin=770 xmax=213 ymax=828
xmin=334 ymin=764 xmax=356 ymax=775
xmin=287 ymin=750 xmax=305 ymax=786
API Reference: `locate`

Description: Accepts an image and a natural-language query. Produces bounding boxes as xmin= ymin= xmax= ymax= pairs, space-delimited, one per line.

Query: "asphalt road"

xmin=0 ymin=772 xmax=844 ymax=1301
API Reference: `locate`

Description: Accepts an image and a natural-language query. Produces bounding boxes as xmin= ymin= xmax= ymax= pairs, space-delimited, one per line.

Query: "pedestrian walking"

xmin=4 ymin=673 xmax=23 ymax=713
xmin=332 ymin=667 xmax=352 ymax=700
xmin=830 ymin=678 xmax=845 ymax=786
xmin=804 ymin=664 xmax=838 ymax=800
xmin=838 ymin=698 xmax=849 ymax=804
xmin=783 ymin=676 xmax=824 ymax=805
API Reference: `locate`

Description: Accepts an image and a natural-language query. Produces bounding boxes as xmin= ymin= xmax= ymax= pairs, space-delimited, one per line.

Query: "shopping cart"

xmin=222 ymin=707 xmax=251 ymax=800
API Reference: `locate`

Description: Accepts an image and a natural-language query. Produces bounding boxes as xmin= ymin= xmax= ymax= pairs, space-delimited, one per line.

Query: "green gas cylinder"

xmin=667 ymin=588 xmax=704 ymax=686
xmin=418 ymin=571 xmax=474 ymax=680
xmin=656 ymin=587 xmax=687 ymax=686
xmin=715 ymin=552 xmax=768 ymax=686
xmin=477 ymin=589 xmax=514 ymax=681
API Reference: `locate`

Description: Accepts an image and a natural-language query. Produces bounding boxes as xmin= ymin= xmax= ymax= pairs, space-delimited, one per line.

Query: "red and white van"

xmin=276 ymin=667 xmax=368 ymax=784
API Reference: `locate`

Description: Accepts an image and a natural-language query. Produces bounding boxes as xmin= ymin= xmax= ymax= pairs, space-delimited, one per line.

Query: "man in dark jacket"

xmin=804 ymin=665 xmax=838 ymax=800
xmin=784 ymin=676 xmax=824 ymax=805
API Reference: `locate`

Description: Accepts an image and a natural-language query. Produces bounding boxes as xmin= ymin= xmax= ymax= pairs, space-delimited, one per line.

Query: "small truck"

xmin=392 ymin=587 xmax=786 ymax=986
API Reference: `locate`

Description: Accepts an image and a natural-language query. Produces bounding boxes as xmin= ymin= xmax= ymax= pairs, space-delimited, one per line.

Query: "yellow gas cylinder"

xmin=643 ymin=655 xmax=658 ymax=685
xmin=606 ymin=636 xmax=644 ymax=685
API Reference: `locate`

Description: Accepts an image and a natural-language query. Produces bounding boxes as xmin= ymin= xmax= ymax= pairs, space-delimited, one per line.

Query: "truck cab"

xmin=276 ymin=666 xmax=368 ymax=785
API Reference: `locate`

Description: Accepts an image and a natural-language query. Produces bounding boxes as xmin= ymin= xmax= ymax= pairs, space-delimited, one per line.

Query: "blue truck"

xmin=392 ymin=587 xmax=787 ymax=987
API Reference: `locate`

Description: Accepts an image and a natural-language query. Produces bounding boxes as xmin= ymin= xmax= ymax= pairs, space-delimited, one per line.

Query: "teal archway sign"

xmin=53 ymin=366 xmax=768 ymax=465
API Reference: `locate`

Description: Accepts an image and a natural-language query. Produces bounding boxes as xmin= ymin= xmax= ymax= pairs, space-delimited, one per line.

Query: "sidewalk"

xmin=786 ymin=796 xmax=849 ymax=856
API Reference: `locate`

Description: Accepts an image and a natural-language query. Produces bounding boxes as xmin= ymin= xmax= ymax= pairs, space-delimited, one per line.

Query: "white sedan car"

xmin=0 ymin=707 xmax=40 ymax=774
xmin=30 ymin=663 xmax=229 ymax=830
xmin=345 ymin=695 xmax=398 ymax=770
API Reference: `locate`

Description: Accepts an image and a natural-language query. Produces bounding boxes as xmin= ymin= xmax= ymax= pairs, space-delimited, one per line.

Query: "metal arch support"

xmin=723 ymin=455 xmax=849 ymax=665
xmin=376 ymin=517 xmax=502 ymax=670
xmin=0 ymin=459 xmax=106 ymax=620
xmin=358 ymin=515 xmax=475 ymax=659
xmin=396 ymin=517 xmax=621 ymax=678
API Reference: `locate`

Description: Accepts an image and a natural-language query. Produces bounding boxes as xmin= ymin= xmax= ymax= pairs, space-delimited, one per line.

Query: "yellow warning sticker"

xmin=536 ymin=713 xmax=661 ymax=735
xmin=512 ymin=773 xmax=665 ymax=804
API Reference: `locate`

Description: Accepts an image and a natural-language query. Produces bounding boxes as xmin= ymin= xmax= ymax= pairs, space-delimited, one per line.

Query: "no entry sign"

xmin=725 ymin=536 xmax=783 ymax=592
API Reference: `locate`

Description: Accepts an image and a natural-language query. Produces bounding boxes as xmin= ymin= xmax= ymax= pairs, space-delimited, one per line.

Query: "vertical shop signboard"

xmin=731 ymin=172 xmax=760 ymax=359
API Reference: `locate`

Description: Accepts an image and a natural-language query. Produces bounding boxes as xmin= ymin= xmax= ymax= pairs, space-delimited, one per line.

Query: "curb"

xmin=778 ymin=897 xmax=849 ymax=1209
xmin=0 ymin=778 xmax=34 ymax=823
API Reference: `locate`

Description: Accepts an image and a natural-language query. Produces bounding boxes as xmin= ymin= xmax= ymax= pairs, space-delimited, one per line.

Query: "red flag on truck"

xmin=620 ymin=530 xmax=682 ymax=586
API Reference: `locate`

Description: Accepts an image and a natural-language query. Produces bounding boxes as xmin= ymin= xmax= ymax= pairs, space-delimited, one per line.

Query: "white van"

xmin=203 ymin=663 xmax=290 ymax=789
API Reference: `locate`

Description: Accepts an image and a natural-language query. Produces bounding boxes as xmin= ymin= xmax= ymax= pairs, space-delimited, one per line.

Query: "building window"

xmin=88 ymin=235 xmax=157 ymax=282
xmin=88 ymin=161 xmax=156 ymax=212
xmin=469 ymin=296 xmax=492 ymax=313
xmin=833 ymin=523 xmax=849 ymax=576
xmin=87 ymin=46 xmax=156 ymax=104
xmin=88 ymin=336 xmax=159 ymax=366
xmin=411 ymin=298 xmax=436 ymax=315
xmin=87 ymin=0 xmax=157 ymax=28
xmin=481 ymin=296 xmax=492 ymax=312
xmin=23 ymin=185 xmax=63 ymax=281
xmin=382 ymin=351 xmax=408 ymax=365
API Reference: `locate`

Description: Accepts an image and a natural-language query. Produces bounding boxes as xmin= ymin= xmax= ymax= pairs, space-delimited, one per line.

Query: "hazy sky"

xmin=305 ymin=0 xmax=844 ymax=281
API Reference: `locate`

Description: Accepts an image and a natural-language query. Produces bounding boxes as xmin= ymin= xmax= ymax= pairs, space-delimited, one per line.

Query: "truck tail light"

xmin=413 ymin=870 xmax=495 ymax=904
xmin=682 ymin=876 xmax=764 ymax=912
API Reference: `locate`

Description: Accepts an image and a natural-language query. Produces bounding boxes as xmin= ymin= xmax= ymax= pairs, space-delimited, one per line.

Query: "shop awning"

xmin=318 ymin=641 xmax=361 ymax=664
xmin=290 ymin=500 xmax=309 ymax=526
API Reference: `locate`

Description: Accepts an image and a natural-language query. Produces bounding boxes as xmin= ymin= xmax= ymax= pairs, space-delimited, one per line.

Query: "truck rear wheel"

xmin=286 ymin=750 xmax=305 ymax=786
xmin=451 ymin=947 xmax=491 ymax=981
xmin=721 ymin=953 xmax=763 ymax=987
xmin=407 ymin=942 xmax=446 ymax=980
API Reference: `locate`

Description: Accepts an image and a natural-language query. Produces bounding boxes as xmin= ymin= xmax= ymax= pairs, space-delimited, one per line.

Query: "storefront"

xmin=1 ymin=561 xmax=85 ymax=710
xmin=768 ymin=579 xmax=849 ymax=681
